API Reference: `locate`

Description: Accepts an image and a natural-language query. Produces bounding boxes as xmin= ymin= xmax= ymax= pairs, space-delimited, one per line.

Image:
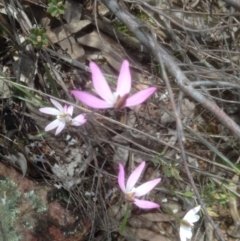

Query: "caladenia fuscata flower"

xmin=71 ymin=60 xmax=157 ymax=109
xmin=118 ymin=161 xmax=161 ymax=209
xmin=39 ymin=98 xmax=86 ymax=135
xmin=179 ymin=205 xmax=201 ymax=241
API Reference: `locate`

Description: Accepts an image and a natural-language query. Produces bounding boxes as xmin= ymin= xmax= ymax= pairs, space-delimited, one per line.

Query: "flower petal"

xmin=126 ymin=162 xmax=145 ymax=192
xmin=180 ymin=225 xmax=192 ymax=240
xmin=45 ymin=119 xmax=61 ymax=131
xmin=71 ymin=90 xmax=112 ymax=109
xmin=50 ymin=98 xmax=63 ymax=112
xmin=67 ymin=105 xmax=73 ymax=116
xmin=90 ymin=62 xmax=114 ymax=104
xmin=133 ymin=198 xmax=160 ymax=209
xmin=116 ymin=60 xmax=131 ymax=96
xmin=118 ymin=163 xmax=126 ymax=192
xmin=125 ymin=87 xmax=157 ymax=107
xmin=72 ymin=114 xmax=87 ymax=126
xmin=55 ymin=121 xmax=65 ymax=135
xmin=183 ymin=205 xmax=201 ymax=224
xmin=63 ymin=105 xmax=68 ymax=113
xmin=39 ymin=107 xmax=61 ymax=115
xmin=179 ymin=225 xmax=189 ymax=241
xmin=134 ymin=178 xmax=161 ymax=197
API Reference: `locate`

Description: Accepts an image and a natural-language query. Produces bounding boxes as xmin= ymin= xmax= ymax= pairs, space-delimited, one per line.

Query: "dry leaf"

xmin=0 ymin=73 xmax=11 ymax=98
xmin=181 ymin=98 xmax=195 ymax=118
xmin=8 ymin=152 xmax=27 ymax=176
xmin=63 ymin=0 xmax=82 ymax=23
xmin=77 ymin=31 xmax=126 ymax=69
xmin=161 ymin=111 xmax=175 ymax=124
xmin=46 ymin=20 xmax=91 ymax=44
xmin=58 ymin=37 xmax=85 ymax=61
xmin=140 ymin=213 xmax=176 ymax=222
xmin=12 ymin=55 xmax=36 ymax=84
xmin=136 ymin=228 xmax=172 ymax=241
xmin=207 ymin=208 xmax=219 ymax=217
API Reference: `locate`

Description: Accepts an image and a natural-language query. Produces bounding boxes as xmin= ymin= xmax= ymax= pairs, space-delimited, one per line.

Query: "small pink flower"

xmin=71 ymin=60 xmax=157 ymax=109
xmin=39 ymin=98 xmax=86 ymax=135
xmin=118 ymin=161 xmax=161 ymax=209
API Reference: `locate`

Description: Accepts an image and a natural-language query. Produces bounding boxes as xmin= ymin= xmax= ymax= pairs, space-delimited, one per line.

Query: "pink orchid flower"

xmin=39 ymin=98 xmax=86 ymax=135
xmin=71 ymin=60 xmax=157 ymax=109
xmin=118 ymin=161 xmax=161 ymax=209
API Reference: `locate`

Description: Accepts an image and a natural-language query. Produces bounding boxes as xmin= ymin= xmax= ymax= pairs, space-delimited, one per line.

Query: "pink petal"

xmin=63 ymin=105 xmax=68 ymax=113
xmin=55 ymin=121 xmax=65 ymax=135
xmin=45 ymin=119 xmax=61 ymax=131
xmin=67 ymin=105 xmax=73 ymax=116
xmin=71 ymin=90 xmax=112 ymax=109
xmin=116 ymin=60 xmax=131 ymax=96
xmin=39 ymin=107 xmax=61 ymax=115
xmin=133 ymin=198 xmax=160 ymax=209
xmin=126 ymin=162 xmax=145 ymax=192
xmin=50 ymin=98 xmax=63 ymax=112
xmin=125 ymin=87 xmax=157 ymax=107
xmin=118 ymin=163 xmax=126 ymax=192
xmin=71 ymin=90 xmax=113 ymax=109
xmin=72 ymin=114 xmax=87 ymax=126
xmin=90 ymin=62 xmax=113 ymax=104
xmin=135 ymin=178 xmax=161 ymax=197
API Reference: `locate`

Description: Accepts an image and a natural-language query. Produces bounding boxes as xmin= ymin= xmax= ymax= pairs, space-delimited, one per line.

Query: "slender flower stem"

xmin=120 ymin=203 xmax=131 ymax=234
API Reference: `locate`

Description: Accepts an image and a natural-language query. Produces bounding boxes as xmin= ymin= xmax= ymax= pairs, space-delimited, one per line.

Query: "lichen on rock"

xmin=0 ymin=179 xmax=21 ymax=241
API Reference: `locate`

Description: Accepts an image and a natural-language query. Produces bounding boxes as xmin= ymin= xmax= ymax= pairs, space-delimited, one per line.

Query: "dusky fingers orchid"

xmin=179 ymin=205 xmax=201 ymax=241
xmin=71 ymin=60 xmax=157 ymax=109
xmin=39 ymin=98 xmax=86 ymax=135
xmin=118 ymin=161 xmax=161 ymax=209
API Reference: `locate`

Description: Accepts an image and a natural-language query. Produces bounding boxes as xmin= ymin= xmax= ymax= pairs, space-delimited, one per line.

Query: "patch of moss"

xmin=47 ymin=188 xmax=73 ymax=204
xmin=0 ymin=179 xmax=21 ymax=241
xmin=24 ymin=190 xmax=47 ymax=212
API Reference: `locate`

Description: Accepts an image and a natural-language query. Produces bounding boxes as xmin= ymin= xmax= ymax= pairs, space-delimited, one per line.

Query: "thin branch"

xmin=221 ymin=0 xmax=240 ymax=10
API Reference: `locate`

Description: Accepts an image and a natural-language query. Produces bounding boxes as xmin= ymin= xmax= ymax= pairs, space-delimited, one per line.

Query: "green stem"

xmin=120 ymin=203 xmax=131 ymax=234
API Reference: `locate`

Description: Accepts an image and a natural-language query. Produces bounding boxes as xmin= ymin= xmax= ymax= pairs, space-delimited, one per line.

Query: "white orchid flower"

xmin=179 ymin=205 xmax=201 ymax=241
xmin=39 ymin=98 xmax=86 ymax=135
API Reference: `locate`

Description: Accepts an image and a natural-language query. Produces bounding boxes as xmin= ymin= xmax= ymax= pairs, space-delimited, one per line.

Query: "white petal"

xmin=183 ymin=205 xmax=201 ymax=224
xmin=39 ymin=107 xmax=61 ymax=116
xmin=55 ymin=121 xmax=65 ymax=135
xmin=67 ymin=105 xmax=73 ymax=116
xmin=71 ymin=114 xmax=87 ymax=126
xmin=45 ymin=119 xmax=60 ymax=131
xmin=180 ymin=225 xmax=192 ymax=241
xmin=50 ymin=98 xmax=63 ymax=112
